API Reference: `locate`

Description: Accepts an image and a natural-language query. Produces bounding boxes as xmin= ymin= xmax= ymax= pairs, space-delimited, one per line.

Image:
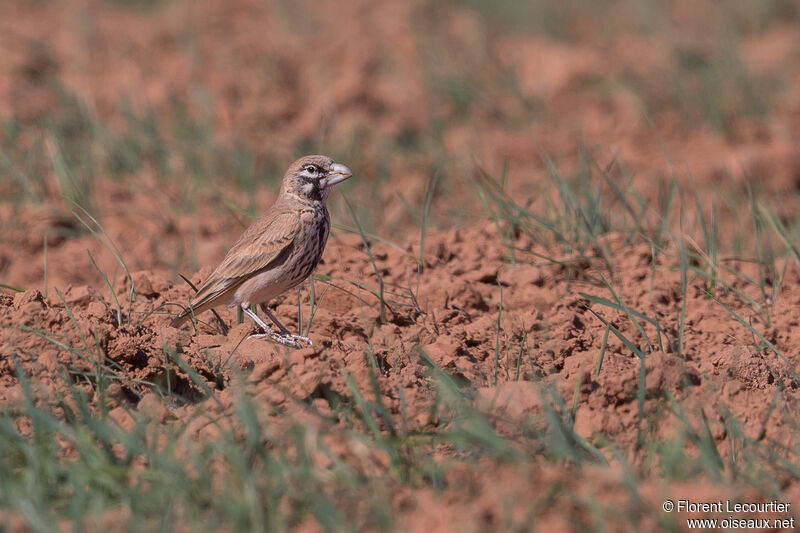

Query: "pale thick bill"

xmin=324 ymin=163 xmax=353 ymax=187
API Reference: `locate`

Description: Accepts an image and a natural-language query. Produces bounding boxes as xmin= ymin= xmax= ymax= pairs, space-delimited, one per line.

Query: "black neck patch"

xmin=300 ymin=177 xmax=323 ymax=202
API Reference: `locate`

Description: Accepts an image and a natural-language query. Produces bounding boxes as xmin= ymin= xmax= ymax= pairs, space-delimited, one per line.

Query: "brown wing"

xmin=169 ymin=207 xmax=299 ymax=327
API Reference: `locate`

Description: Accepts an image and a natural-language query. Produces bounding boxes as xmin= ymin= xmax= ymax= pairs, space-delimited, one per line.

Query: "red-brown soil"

xmin=4 ymin=214 xmax=800 ymax=528
xmin=2 ymin=0 xmax=800 ymax=530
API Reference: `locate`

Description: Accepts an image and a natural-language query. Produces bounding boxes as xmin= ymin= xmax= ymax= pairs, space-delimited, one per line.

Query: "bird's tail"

xmin=169 ymin=271 xmax=245 ymax=329
xmin=168 ymin=309 xmax=191 ymax=329
xmin=168 ymin=298 xmax=220 ymax=328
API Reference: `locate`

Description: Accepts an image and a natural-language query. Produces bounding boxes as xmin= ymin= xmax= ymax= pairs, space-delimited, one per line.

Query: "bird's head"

xmin=281 ymin=155 xmax=352 ymax=204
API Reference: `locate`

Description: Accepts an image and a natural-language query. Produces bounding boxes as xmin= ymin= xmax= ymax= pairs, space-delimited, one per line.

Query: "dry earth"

xmin=2 ymin=0 xmax=800 ymax=530
xmin=3 ymin=196 xmax=800 ymax=529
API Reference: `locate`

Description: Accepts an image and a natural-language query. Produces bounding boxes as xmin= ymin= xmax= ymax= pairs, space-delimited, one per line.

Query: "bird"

xmin=169 ymin=155 xmax=352 ymax=348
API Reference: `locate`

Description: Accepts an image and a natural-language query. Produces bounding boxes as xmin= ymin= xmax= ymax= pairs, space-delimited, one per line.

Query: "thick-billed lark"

xmin=169 ymin=155 xmax=352 ymax=348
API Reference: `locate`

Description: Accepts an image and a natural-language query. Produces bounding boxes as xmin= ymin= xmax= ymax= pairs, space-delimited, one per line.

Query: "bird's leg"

xmin=243 ymin=307 xmax=306 ymax=348
xmin=260 ymin=303 xmax=313 ymax=346
xmin=258 ymin=304 xmax=290 ymax=335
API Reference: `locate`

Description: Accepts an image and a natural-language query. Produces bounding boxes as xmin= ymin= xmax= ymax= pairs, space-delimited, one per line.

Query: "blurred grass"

xmin=471 ymin=151 xmax=800 ymax=521
xmin=1 ymin=0 xmax=796 ymax=234
xmin=0 ymin=343 xmax=617 ymax=531
xmin=2 ymin=0 xmax=800 ymax=530
xmin=4 ymin=143 xmax=800 ymax=530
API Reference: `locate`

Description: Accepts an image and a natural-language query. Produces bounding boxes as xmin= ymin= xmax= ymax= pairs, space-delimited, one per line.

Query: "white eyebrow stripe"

xmin=298 ymin=168 xmax=324 ymax=180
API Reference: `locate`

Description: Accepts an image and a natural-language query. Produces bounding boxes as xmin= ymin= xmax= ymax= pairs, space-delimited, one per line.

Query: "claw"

xmin=288 ymin=334 xmax=313 ymax=346
xmin=248 ymin=331 xmax=311 ymax=348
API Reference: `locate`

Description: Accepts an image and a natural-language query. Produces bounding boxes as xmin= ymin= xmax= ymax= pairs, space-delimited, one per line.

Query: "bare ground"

xmin=2 ymin=0 xmax=800 ymax=530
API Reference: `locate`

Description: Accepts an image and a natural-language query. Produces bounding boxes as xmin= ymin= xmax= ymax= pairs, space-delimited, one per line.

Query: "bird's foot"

xmin=285 ymin=333 xmax=313 ymax=347
xmin=249 ymin=330 xmax=313 ymax=348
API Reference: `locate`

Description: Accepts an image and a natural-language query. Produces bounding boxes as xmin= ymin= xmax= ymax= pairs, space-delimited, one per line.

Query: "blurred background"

xmin=2 ymin=2 xmax=800 ymax=530
xmin=1 ymin=0 xmax=799 ymax=285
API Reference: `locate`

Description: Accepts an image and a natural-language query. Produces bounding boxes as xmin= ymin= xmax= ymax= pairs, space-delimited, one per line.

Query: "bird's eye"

xmin=305 ymin=165 xmax=318 ymax=174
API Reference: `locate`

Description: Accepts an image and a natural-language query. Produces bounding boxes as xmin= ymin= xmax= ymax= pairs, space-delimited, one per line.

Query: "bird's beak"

xmin=324 ymin=163 xmax=352 ymax=188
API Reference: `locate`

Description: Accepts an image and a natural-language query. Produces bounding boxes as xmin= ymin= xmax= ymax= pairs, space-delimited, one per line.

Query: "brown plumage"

xmin=169 ymin=155 xmax=352 ymax=347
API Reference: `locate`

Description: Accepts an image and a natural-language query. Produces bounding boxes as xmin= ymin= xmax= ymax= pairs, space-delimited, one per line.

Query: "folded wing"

xmin=169 ymin=208 xmax=300 ymax=327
